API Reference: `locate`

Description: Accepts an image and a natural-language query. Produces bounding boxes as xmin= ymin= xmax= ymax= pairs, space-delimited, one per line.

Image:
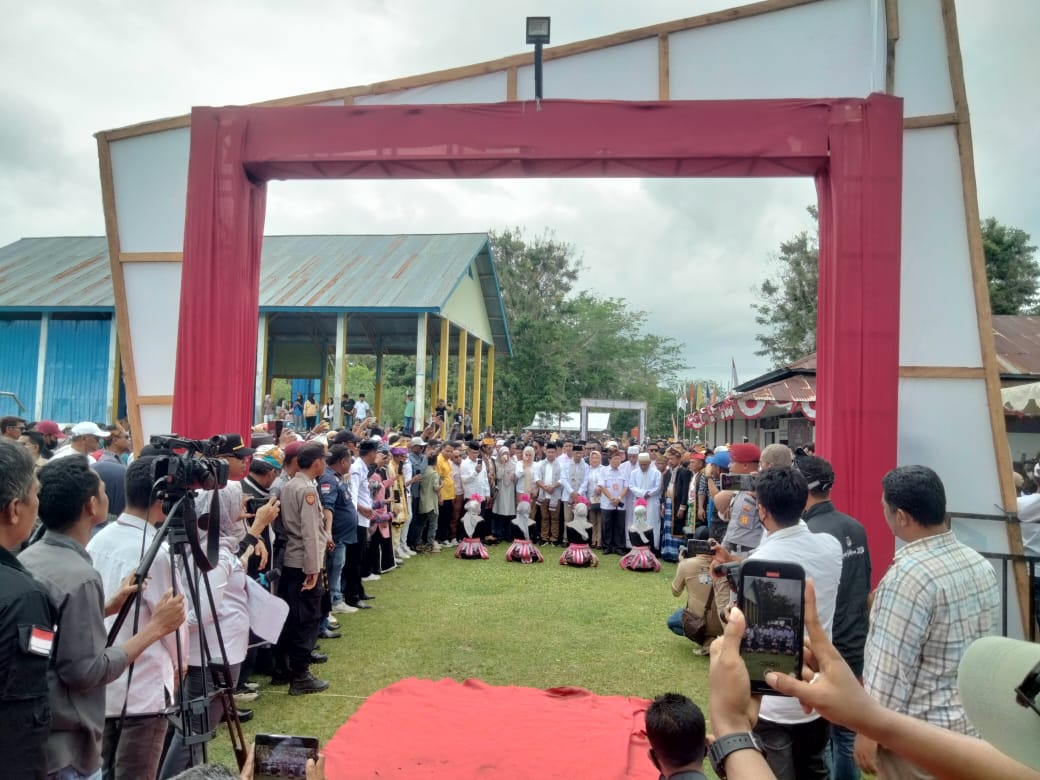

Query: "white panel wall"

xmin=899 ymin=378 xmax=1003 ymax=517
xmin=517 ymin=37 xmax=659 ymax=101
xmin=123 ymin=262 xmax=181 ymax=397
xmin=669 ymin=0 xmax=883 ymax=99
xmin=354 ymin=72 xmax=507 ymax=105
xmin=899 ymin=126 xmax=981 ymax=366
xmin=139 ymin=404 xmax=174 ymax=441
xmin=110 ymin=127 xmax=191 ymax=253
xmin=893 ymin=0 xmax=955 ymax=117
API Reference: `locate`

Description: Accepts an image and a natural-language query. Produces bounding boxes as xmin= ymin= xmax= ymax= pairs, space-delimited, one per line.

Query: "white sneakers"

xmin=362 ymin=573 xmax=382 ymax=582
xmin=331 ymin=601 xmax=358 ymax=614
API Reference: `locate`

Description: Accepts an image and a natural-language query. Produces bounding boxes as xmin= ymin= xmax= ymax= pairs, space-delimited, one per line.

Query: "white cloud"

xmin=0 ymin=0 xmax=1035 ymax=387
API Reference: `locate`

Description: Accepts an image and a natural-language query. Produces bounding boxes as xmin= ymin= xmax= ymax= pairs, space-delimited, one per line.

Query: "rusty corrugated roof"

xmin=738 ymin=375 xmax=816 ymax=403
xmin=992 ymin=316 xmax=1040 ymax=376
xmin=0 ymin=236 xmax=113 ymax=308
xmin=0 ymin=233 xmax=511 ymax=354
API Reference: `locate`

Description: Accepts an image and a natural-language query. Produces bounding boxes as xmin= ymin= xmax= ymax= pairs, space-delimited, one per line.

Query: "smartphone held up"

xmin=254 ymin=734 xmax=319 ymax=780
xmin=735 ymin=560 xmax=805 ymax=696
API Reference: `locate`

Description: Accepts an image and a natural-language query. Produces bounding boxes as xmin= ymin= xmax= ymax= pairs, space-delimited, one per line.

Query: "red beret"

xmin=728 ymin=443 xmax=762 ymax=464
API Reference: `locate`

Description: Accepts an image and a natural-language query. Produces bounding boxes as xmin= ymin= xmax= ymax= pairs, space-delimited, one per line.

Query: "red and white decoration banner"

xmin=735 ymin=398 xmax=770 ymax=418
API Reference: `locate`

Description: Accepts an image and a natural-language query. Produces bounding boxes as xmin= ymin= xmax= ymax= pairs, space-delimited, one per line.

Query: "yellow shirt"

xmin=436 ymin=454 xmax=454 ymax=501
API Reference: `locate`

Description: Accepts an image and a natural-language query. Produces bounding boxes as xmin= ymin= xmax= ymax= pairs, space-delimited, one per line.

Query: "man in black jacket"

xmin=0 ymin=439 xmax=54 ymax=780
xmin=800 ymin=455 xmax=871 ymax=780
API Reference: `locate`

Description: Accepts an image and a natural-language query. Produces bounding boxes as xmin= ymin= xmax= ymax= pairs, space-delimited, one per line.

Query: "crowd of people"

xmin=0 ymin=405 xmax=1037 ymax=780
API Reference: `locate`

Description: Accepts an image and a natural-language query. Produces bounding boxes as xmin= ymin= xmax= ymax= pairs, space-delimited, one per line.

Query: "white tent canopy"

xmin=526 ymin=411 xmax=611 ymax=432
xmin=1002 ymin=382 xmax=1040 ymax=415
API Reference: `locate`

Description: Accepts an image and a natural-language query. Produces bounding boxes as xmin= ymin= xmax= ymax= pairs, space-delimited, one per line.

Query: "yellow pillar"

xmin=439 ymin=318 xmax=450 ymax=437
xmin=456 ymin=330 xmax=468 ymax=424
xmin=472 ymin=341 xmax=482 ymax=435
xmin=485 ymin=346 xmax=495 ymax=430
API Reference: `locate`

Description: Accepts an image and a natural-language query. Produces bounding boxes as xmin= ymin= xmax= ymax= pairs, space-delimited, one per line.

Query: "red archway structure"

xmin=174 ymin=96 xmax=902 ymax=570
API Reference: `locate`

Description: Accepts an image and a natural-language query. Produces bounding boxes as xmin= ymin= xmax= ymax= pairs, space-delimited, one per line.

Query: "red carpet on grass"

xmin=324 ymin=677 xmax=657 ymax=779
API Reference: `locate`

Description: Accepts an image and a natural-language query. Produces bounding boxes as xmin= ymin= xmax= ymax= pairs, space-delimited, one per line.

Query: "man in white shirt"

xmin=50 ymin=420 xmax=110 ymax=460
xmin=87 ymin=456 xmax=183 ymax=780
xmin=354 ymin=394 xmax=371 ymax=422
xmin=349 ymin=440 xmax=378 ymax=584
xmin=535 ymin=442 xmax=564 ymax=545
xmin=713 ymin=466 xmax=842 ymax=780
xmin=560 ymin=442 xmax=589 ymax=540
xmin=597 ymin=450 xmax=629 ymax=555
xmin=627 ymin=452 xmax=663 ymax=550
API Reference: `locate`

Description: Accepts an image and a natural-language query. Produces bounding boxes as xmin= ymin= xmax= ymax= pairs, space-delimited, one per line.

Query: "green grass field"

xmin=207 ymin=549 xmax=710 ymax=769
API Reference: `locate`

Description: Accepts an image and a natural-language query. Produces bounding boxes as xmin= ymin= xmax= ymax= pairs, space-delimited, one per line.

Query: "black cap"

xmin=216 ymin=433 xmax=254 ymax=457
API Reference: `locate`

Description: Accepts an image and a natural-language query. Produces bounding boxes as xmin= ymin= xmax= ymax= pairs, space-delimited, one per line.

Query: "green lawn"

xmin=207 ymin=549 xmax=710 ymax=768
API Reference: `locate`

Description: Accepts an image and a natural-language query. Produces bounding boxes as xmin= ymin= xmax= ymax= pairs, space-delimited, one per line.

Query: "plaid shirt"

xmin=863 ymin=530 xmax=999 ymax=734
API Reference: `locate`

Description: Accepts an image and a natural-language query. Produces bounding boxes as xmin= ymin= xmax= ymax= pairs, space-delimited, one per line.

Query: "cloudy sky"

xmin=1 ymin=0 xmax=1036 ymax=386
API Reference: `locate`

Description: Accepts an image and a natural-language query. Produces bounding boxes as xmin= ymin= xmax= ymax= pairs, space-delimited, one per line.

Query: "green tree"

xmin=490 ymin=227 xmax=685 ymax=436
xmin=753 ymin=210 xmax=1039 ymax=368
xmin=752 ymin=206 xmax=819 ymax=367
xmin=984 ymin=218 xmax=1040 ymax=315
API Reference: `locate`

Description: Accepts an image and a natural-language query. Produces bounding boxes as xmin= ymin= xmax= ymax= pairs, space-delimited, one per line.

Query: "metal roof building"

xmin=0 ymin=234 xmax=510 ymax=426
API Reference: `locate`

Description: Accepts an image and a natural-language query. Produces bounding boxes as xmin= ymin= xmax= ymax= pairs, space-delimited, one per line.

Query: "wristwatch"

xmin=707 ymin=732 xmax=766 ymax=779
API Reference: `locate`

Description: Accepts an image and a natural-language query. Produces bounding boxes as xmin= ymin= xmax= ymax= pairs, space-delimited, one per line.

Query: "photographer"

xmin=19 ymin=456 xmax=185 ymax=780
xmin=159 ymin=434 xmax=262 ymax=777
xmin=667 ymin=540 xmax=724 ymax=655
xmin=87 ymin=456 xmax=187 ymax=780
xmin=712 ymin=467 xmax=841 ymax=780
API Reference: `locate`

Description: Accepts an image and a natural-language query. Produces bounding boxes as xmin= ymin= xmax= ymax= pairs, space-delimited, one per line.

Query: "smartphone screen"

xmin=737 ymin=560 xmax=805 ymax=696
xmin=254 ymin=734 xmax=320 ymax=780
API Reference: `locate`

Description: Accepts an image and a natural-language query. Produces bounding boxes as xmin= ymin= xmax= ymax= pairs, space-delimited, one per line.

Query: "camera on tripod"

xmin=149 ymin=435 xmax=231 ymax=495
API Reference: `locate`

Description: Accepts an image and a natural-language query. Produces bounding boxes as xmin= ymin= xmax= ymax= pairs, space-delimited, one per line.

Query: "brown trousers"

xmin=538 ymin=499 xmax=560 ymax=542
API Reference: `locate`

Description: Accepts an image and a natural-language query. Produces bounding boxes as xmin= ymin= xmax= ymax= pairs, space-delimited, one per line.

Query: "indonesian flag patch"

xmin=27 ymin=625 xmax=55 ymax=657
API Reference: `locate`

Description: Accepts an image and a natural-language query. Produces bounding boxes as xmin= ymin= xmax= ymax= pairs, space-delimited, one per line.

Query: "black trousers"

xmin=275 ymin=566 xmax=323 ymax=674
xmin=342 ymin=536 xmax=365 ymax=604
xmin=601 ymin=507 xmax=627 ymax=552
xmin=436 ymin=498 xmax=453 ymax=542
xmin=754 ymin=716 xmax=830 ymax=780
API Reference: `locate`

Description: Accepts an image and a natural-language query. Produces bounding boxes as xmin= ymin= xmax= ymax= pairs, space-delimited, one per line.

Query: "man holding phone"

xmin=713 ymin=466 xmax=842 ymax=780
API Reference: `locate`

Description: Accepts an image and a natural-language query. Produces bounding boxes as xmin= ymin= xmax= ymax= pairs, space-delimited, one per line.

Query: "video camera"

xmin=149 ymin=435 xmax=231 ymax=496
xmin=712 ymin=560 xmax=743 ymax=590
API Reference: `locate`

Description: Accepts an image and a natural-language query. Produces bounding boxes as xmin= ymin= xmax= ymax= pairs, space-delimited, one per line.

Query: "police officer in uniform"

xmin=275 ymin=441 xmax=331 ymax=695
xmin=0 ymin=439 xmax=56 ymax=779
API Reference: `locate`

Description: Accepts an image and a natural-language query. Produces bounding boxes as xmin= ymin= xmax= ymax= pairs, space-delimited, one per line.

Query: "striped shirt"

xmin=863 ymin=530 xmax=999 ymax=734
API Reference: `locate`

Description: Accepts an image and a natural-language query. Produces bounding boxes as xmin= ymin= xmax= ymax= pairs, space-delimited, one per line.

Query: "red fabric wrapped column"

xmin=816 ymin=94 xmax=903 ymax=583
xmin=173 ymin=108 xmax=267 ymax=440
